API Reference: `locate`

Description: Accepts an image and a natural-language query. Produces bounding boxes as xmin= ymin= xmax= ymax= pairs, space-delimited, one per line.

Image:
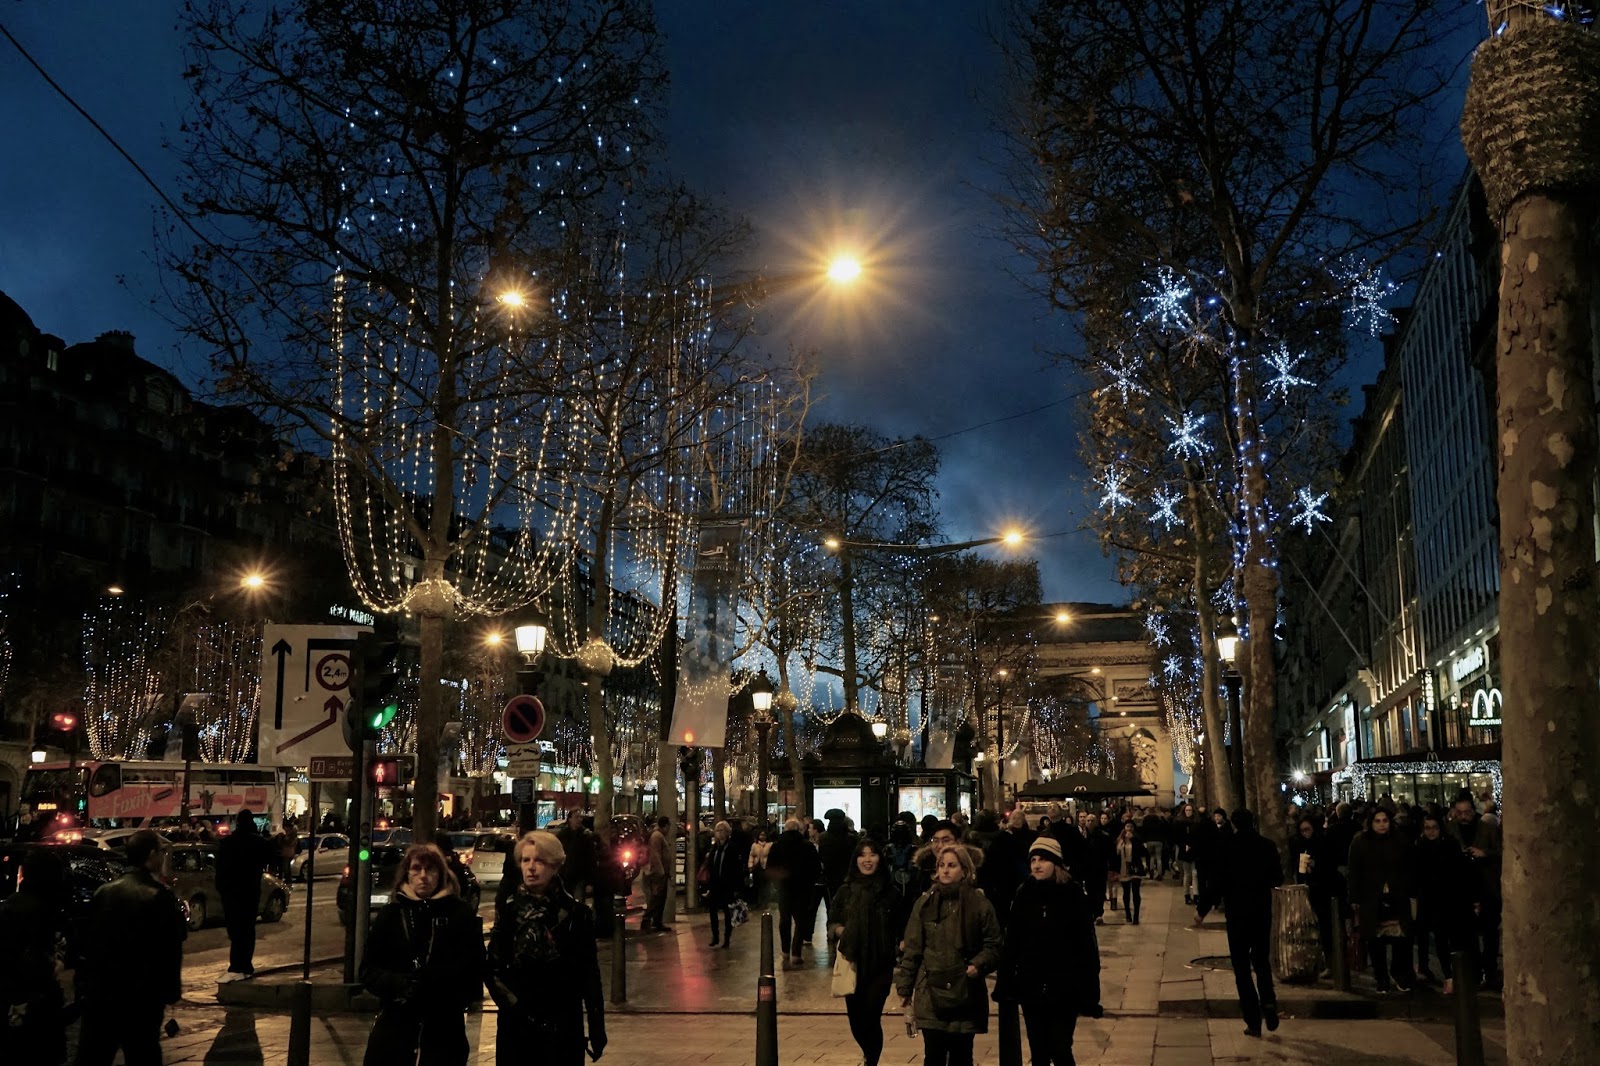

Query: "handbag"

xmin=830 ymin=953 xmax=858 ymax=997
xmin=925 ymin=966 xmax=969 ymax=1017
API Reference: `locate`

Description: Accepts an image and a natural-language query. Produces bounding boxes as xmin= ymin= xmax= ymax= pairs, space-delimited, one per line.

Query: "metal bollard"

xmin=756 ymin=911 xmax=778 ymax=1066
xmin=610 ymin=892 xmax=627 ymax=1004
xmin=1330 ymin=902 xmax=1351 ymax=992
xmin=1451 ymin=951 xmax=1485 ymax=1066
xmin=287 ymin=980 xmax=313 ymax=1066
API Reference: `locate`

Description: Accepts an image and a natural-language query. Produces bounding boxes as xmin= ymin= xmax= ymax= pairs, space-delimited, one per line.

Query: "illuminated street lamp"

xmin=514 ymin=622 xmax=547 ymax=660
xmin=749 ymin=668 xmax=777 ymax=826
xmin=1215 ymin=618 xmax=1245 ymax=799
xmin=826 ymin=256 xmax=863 ymax=283
xmin=871 ymin=718 xmax=889 ymax=740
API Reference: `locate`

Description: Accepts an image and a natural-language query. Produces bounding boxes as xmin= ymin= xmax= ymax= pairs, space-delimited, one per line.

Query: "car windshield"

xmin=446 ymin=833 xmax=476 ymax=849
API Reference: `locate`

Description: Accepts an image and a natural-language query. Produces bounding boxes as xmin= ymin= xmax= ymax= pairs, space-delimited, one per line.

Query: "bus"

xmin=22 ymin=760 xmax=279 ymax=828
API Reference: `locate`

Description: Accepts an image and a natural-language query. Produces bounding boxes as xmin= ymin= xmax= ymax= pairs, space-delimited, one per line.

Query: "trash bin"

xmin=1272 ymin=883 xmax=1324 ymax=983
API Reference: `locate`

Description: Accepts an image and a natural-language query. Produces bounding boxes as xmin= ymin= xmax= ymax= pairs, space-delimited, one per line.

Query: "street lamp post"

xmin=1216 ymin=620 xmax=1245 ymax=803
xmin=749 ymin=668 xmax=776 ymax=830
xmin=993 ymin=669 xmax=1009 ymax=809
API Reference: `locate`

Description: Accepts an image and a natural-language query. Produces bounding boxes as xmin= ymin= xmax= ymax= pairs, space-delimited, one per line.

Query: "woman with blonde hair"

xmin=487 ymin=831 xmax=607 ymax=1063
xmin=893 ymin=843 xmax=1002 ymax=1066
xmin=360 ymin=843 xmax=484 ymax=1066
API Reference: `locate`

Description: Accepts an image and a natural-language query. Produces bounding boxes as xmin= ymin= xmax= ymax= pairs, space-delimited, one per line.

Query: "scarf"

xmin=840 ymin=873 xmax=889 ymax=973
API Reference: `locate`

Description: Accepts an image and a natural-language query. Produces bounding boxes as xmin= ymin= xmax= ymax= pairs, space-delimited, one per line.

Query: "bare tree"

xmin=1006 ymin=0 xmax=1468 ymax=843
xmin=164 ymin=0 xmax=667 ymax=840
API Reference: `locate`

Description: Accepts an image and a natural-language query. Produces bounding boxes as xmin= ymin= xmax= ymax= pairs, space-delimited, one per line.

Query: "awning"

xmin=1016 ymin=772 xmax=1152 ymax=799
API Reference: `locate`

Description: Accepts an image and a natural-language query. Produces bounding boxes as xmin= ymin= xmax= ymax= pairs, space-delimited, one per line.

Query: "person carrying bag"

xmin=893 ymin=842 xmax=1002 ymax=1066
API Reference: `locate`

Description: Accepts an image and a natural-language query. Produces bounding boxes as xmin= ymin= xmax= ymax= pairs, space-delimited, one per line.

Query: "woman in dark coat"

xmin=1412 ymin=813 xmax=1475 ymax=992
xmin=1347 ymin=808 xmax=1416 ymax=993
xmin=994 ymin=836 xmax=1101 ymax=1066
xmin=488 ymin=831 xmax=607 ymax=1064
xmin=894 ymin=843 xmax=1003 ymax=1066
xmin=1288 ymin=815 xmax=1338 ymax=968
xmin=1190 ymin=809 xmax=1231 ymax=925
xmin=703 ymin=820 xmax=747 ymax=948
xmin=360 ymin=844 xmax=484 ymax=1066
xmin=828 ymin=838 xmax=906 ymax=1066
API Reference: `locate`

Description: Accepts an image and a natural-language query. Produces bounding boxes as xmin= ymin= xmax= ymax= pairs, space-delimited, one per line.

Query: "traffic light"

xmin=346 ymin=632 xmax=402 ymax=748
xmin=369 ymin=755 xmax=401 ymax=788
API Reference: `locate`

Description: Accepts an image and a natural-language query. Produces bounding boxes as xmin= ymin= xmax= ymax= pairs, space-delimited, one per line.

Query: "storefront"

xmin=1332 ymin=750 xmax=1501 ymax=809
xmin=1434 ymin=634 xmax=1503 ymax=750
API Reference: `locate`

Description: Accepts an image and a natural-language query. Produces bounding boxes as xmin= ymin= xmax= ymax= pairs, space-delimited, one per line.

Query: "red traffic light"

xmin=369 ymin=756 xmax=400 ymax=787
xmin=50 ymin=712 xmax=77 ymax=732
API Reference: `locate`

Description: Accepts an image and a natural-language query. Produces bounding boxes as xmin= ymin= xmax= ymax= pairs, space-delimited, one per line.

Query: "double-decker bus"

xmin=22 ymin=759 xmax=279 ymax=828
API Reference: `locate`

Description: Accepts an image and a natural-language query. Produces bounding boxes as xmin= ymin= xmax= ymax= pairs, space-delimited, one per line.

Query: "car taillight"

xmin=461 ymin=853 xmax=473 ymax=864
xmin=621 ymin=849 xmax=633 ymax=863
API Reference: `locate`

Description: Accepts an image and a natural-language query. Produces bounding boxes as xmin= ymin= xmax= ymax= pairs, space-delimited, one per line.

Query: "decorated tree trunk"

xmin=1461 ymin=14 xmax=1600 ymax=1060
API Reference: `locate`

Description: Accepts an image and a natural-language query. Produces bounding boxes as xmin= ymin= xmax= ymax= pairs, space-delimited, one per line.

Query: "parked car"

xmin=290 ymin=833 xmax=350 ymax=881
xmin=336 ymin=843 xmax=479 ymax=925
xmin=80 ymin=827 xmax=171 ymax=853
xmin=167 ymin=842 xmax=290 ymax=931
xmin=0 ymin=842 xmax=131 ymax=968
xmin=445 ymin=830 xmax=515 ymax=888
xmin=369 ymin=825 xmax=413 ymax=848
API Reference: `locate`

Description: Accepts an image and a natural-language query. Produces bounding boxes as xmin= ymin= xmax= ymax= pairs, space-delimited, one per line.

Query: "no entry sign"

xmin=502 ymin=694 xmax=546 ymax=745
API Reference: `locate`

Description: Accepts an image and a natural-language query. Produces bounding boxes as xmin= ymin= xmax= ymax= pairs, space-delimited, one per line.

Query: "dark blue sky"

xmin=0 ymin=4 xmax=1184 ymax=603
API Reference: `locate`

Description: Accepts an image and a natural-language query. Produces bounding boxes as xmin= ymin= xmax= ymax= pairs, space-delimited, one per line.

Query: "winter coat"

xmin=828 ymin=871 xmax=904 ymax=980
xmin=487 ymin=883 xmax=604 ymax=1048
xmin=644 ymin=829 xmax=669 ymax=879
xmin=1288 ymin=831 xmax=1339 ymax=896
xmin=216 ymin=823 xmax=276 ymax=904
xmin=765 ymin=828 xmax=821 ymax=900
xmin=78 ymin=867 xmax=187 ymax=1008
xmin=1171 ymin=816 xmax=1194 ymax=861
xmin=977 ymin=829 xmax=1028 ymax=928
xmin=1412 ymin=834 xmax=1476 ymax=927
xmin=554 ymin=824 xmax=598 ymax=884
xmin=994 ymin=877 xmax=1100 ymax=1012
xmin=893 ymin=882 xmax=1003 ymax=1034
xmin=817 ymin=823 xmax=858 ymax=896
xmin=1218 ymin=829 xmax=1283 ymax=924
xmin=0 ymin=880 xmax=66 ymax=1063
xmin=1447 ymin=816 xmax=1502 ymax=903
xmin=702 ymin=839 xmax=748 ymax=907
xmin=1113 ymin=838 xmax=1149 ymax=881
xmin=1347 ymin=829 xmax=1416 ymax=937
xmin=361 ymin=886 xmax=484 ymax=1011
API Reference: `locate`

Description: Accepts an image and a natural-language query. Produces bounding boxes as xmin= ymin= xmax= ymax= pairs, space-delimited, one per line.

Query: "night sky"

xmin=2 ymin=4 xmax=1164 ymax=603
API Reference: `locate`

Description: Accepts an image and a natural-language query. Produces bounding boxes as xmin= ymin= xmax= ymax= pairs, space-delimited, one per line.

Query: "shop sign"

xmin=328 ymin=604 xmax=377 ymax=627
xmin=1452 ymin=645 xmax=1486 ymax=683
xmin=1470 ymin=687 xmax=1503 ymax=727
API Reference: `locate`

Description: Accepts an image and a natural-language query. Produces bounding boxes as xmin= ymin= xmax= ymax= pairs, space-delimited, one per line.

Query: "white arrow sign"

xmin=257 ymin=623 xmax=369 ymax=767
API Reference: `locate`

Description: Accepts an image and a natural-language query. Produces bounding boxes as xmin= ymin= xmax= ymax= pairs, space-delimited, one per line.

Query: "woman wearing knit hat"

xmin=993 ymin=836 xmax=1102 ymax=1065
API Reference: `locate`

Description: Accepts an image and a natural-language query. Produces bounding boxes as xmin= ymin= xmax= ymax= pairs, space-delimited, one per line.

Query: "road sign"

xmin=257 ymin=623 xmax=370 ymax=767
xmin=505 ymin=743 xmax=544 ymax=777
xmin=512 ymin=777 xmax=535 ymax=803
xmin=308 ymin=755 xmax=355 ymax=781
xmin=502 ymin=694 xmax=546 ymax=745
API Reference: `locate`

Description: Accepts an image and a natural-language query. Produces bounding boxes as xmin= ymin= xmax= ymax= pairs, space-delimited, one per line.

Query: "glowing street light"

xmin=1055 ymin=610 xmax=1073 ymax=624
xmin=826 ymin=256 xmax=863 ymax=284
xmin=241 ymin=572 xmax=266 ymax=591
xmin=497 ymin=289 xmax=527 ymax=309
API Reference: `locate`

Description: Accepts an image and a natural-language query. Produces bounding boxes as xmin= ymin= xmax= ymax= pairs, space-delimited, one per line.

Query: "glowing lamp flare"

xmin=826 ymin=256 xmax=862 ymax=284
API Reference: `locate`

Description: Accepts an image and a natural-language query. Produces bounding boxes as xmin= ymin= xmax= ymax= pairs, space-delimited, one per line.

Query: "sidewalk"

xmin=180 ymin=876 xmax=1505 ymax=1064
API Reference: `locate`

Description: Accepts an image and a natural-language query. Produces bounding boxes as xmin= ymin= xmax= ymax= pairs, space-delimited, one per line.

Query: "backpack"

xmin=887 ymin=842 xmax=916 ymax=890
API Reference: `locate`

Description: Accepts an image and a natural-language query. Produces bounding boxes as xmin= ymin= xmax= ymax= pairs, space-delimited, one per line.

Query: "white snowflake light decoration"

xmin=1162 ymin=654 xmax=1185 ymax=680
xmin=1264 ymin=344 xmax=1313 ymax=400
xmin=1289 ymin=487 xmax=1331 ymax=532
xmin=1145 ymin=610 xmax=1171 ymax=648
xmin=1097 ymin=467 xmax=1132 ymax=514
xmin=1101 ymin=350 xmax=1149 ymax=404
xmin=1165 ymin=412 xmax=1210 ymax=460
xmin=1151 ymin=487 xmax=1182 ymax=530
xmin=1140 ymin=266 xmax=1191 ymax=332
xmin=1339 ymin=262 xmax=1397 ymax=335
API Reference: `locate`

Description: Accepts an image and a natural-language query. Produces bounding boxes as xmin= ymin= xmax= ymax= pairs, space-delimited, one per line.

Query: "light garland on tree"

xmin=1150 ymin=487 xmax=1183 ymax=530
xmin=1263 ymin=344 xmax=1313 ymax=400
xmin=1165 ymin=412 xmax=1211 ymax=460
xmin=1140 ymin=266 xmax=1192 ymax=332
xmin=1337 ymin=261 xmax=1398 ymax=336
xmin=1097 ymin=466 xmax=1133 ymax=513
xmin=1289 ymin=488 xmax=1331 ymax=532
xmin=83 ymin=596 xmax=165 ymax=761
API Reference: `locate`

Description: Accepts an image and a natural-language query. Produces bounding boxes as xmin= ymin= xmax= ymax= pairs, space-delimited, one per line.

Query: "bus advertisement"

xmin=22 ymin=760 xmax=279 ymax=827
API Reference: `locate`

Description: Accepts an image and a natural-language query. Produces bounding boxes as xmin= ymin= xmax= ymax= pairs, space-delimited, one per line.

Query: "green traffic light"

xmin=368 ymin=701 xmax=398 ymax=732
xmin=359 ymin=847 xmax=370 ymax=862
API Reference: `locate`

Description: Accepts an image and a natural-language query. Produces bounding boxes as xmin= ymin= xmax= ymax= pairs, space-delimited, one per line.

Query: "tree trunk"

xmin=838 ymin=551 xmax=861 ymax=713
xmin=711 ymin=746 xmax=727 ymax=818
xmin=777 ymin=664 xmax=807 ymax=822
xmin=1492 ymin=191 xmax=1600 ymax=1059
xmin=1189 ymin=518 xmax=1238 ymax=815
xmin=655 ymin=622 xmax=680 ymax=926
xmin=413 ymin=609 xmax=444 ymax=843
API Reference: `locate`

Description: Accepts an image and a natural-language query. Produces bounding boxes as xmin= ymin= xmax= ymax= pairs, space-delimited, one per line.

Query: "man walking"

xmin=642 ymin=815 xmax=672 ymax=932
xmin=765 ymin=817 xmax=821 ymax=966
xmin=75 ymin=830 xmax=186 ymax=1066
xmin=1447 ymin=793 xmax=1503 ymax=989
xmin=1219 ymin=809 xmax=1283 ymax=1038
xmin=215 ymin=809 xmax=275 ymax=982
xmin=556 ymin=809 xmax=599 ymax=912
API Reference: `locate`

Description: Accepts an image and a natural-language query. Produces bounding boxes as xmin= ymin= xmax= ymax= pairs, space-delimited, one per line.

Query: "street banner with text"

xmin=670 ymin=522 xmax=742 ymax=749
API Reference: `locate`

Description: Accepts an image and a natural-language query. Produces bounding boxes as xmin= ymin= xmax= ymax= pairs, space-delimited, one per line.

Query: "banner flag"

xmin=670 ymin=522 xmax=742 ymax=748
